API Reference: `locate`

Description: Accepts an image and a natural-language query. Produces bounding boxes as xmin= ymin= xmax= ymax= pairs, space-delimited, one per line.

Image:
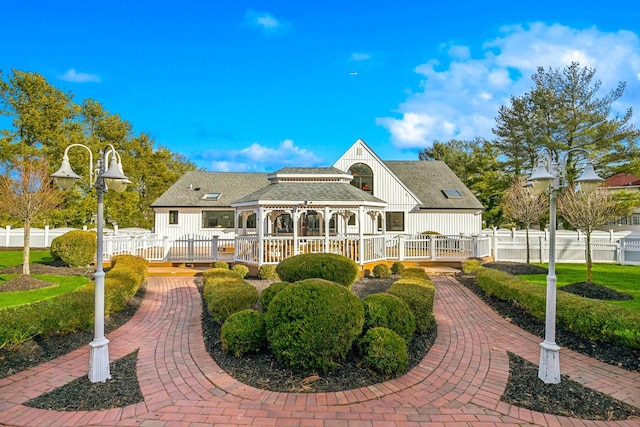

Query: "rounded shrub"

xmin=358 ymin=327 xmax=408 ymax=375
xmin=203 ymin=280 xmax=259 ymax=323
xmin=387 ymin=281 xmax=436 ymax=332
xmin=265 ymin=278 xmax=364 ymax=371
xmin=275 ymin=253 xmax=359 ymax=288
xmin=390 ymin=262 xmax=405 ymax=275
xmin=400 ymin=268 xmax=429 ymax=281
xmin=362 ymin=293 xmax=415 ymax=342
xmin=231 ymin=264 xmax=249 ymax=278
xmin=221 ymin=309 xmax=267 ymax=357
xmin=203 ymin=268 xmax=243 ymax=286
xmin=50 ymin=230 xmax=97 ymax=268
xmin=258 ymin=264 xmax=279 ymax=280
xmin=259 ymin=281 xmax=291 ymax=312
xmin=372 ymin=263 xmax=391 ymax=278
xmin=213 ymin=261 xmax=230 ymax=269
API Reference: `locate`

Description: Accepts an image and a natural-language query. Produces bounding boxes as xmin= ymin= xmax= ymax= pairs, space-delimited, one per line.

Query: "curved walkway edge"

xmin=0 ymin=275 xmax=638 ymax=426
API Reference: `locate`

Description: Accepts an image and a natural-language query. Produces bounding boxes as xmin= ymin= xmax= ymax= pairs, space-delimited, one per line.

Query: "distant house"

xmin=601 ymin=172 xmax=640 ymax=232
xmin=151 ymin=139 xmax=485 ymax=265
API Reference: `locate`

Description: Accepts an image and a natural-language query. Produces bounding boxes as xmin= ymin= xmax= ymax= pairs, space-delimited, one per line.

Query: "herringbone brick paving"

xmin=0 ymin=275 xmax=638 ymax=426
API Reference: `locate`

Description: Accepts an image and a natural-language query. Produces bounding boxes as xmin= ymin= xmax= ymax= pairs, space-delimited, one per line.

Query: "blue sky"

xmin=3 ymin=1 xmax=640 ymax=171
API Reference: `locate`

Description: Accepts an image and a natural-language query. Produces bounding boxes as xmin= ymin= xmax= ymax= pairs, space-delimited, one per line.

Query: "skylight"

xmin=202 ymin=192 xmax=221 ymax=200
xmin=442 ymin=189 xmax=463 ymax=199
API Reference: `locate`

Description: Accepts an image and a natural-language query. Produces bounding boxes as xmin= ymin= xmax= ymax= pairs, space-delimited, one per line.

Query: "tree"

xmin=558 ymin=187 xmax=628 ymax=283
xmin=0 ymin=159 xmax=63 ymax=274
xmin=493 ymin=62 xmax=640 ymax=179
xmin=501 ymin=177 xmax=548 ymax=263
xmin=420 ymin=138 xmax=510 ymax=227
xmin=1 ymin=71 xmax=197 ymax=230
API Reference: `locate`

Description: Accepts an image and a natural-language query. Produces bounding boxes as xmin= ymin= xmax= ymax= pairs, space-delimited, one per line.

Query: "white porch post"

xmin=358 ymin=206 xmax=365 ymax=265
xmin=292 ymin=206 xmax=300 ymax=255
xmin=324 ymin=207 xmax=330 ymax=252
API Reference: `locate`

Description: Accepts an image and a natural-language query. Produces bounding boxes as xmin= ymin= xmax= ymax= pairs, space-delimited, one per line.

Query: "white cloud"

xmin=244 ymin=10 xmax=290 ymax=35
xmin=379 ymin=22 xmax=640 ymax=149
xmin=202 ymin=139 xmax=322 ymax=172
xmin=57 ymin=68 xmax=101 ymax=83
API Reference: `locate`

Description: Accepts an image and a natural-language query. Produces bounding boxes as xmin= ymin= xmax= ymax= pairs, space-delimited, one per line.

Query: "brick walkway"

xmin=0 ymin=275 xmax=638 ymax=426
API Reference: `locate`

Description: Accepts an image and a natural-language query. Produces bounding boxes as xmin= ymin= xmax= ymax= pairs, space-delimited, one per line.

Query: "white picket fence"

xmin=485 ymin=228 xmax=640 ymax=266
xmin=3 ymin=225 xmax=639 ymax=266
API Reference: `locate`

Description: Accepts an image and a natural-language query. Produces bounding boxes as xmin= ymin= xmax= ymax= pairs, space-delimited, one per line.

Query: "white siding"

xmin=334 ymin=140 xmax=481 ymax=236
xmin=154 ymin=208 xmax=238 ymax=240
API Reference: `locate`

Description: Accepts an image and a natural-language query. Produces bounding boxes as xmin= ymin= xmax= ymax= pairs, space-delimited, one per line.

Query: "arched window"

xmin=349 ymin=163 xmax=373 ymax=194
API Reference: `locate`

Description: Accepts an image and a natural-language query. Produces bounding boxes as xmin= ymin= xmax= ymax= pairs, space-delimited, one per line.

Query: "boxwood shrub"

xmin=231 ymin=264 xmax=249 ymax=278
xmin=50 ymin=230 xmax=97 ymax=268
xmin=362 ymin=293 xmax=415 ymax=342
xmin=387 ymin=279 xmax=436 ymax=333
xmin=390 ymin=261 xmax=405 ymax=275
xmin=203 ymin=279 xmax=258 ymax=323
xmin=258 ymin=281 xmax=291 ymax=312
xmin=372 ymin=263 xmax=391 ymax=278
xmin=358 ymin=327 xmax=408 ymax=375
xmin=221 ymin=309 xmax=266 ymax=357
xmin=203 ymin=268 xmax=243 ymax=286
xmin=275 ymin=253 xmax=359 ymax=288
xmin=257 ymin=264 xmax=279 ymax=280
xmin=264 ymin=278 xmax=364 ymax=371
xmin=213 ymin=261 xmax=230 ymax=269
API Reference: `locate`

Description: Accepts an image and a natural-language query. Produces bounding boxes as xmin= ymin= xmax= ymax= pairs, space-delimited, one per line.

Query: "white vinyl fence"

xmin=486 ymin=228 xmax=638 ymax=265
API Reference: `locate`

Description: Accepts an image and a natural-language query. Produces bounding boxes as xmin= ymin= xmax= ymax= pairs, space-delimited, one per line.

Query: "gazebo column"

xmin=324 ymin=206 xmax=331 ymax=252
xmin=257 ymin=207 xmax=265 ymax=265
xmin=358 ymin=206 xmax=365 ymax=265
xmin=292 ymin=206 xmax=300 ymax=255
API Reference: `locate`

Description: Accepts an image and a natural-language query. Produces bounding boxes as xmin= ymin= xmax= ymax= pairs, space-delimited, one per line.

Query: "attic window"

xmin=442 ymin=189 xmax=463 ymax=199
xmin=202 ymin=192 xmax=221 ymax=200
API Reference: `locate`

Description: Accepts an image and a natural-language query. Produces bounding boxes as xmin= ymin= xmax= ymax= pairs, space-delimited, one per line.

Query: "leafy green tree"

xmin=1 ymin=70 xmax=197 ymax=230
xmin=419 ymin=138 xmax=509 ymax=227
xmin=493 ymin=62 xmax=639 ymax=179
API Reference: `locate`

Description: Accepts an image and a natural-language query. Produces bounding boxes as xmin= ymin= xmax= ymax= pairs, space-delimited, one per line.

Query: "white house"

xmin=601 ymin=172 xmax=640 ymax=232
xmin=151 ymin=139 xmax=485 ymax=265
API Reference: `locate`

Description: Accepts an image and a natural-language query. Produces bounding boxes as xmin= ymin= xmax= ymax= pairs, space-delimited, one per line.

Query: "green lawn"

xmin=0 ymin=251 xmax=89 ymax=308
xmin=520 ymin=263 xmax=640 ymax=311
xmin=0 ymin=275 xmax=90 ymax=308
xmin=0 ymin=250 xmax=54 ymax=268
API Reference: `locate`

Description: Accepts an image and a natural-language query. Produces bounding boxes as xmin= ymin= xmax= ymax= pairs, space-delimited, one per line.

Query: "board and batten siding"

xmin=153 ymin=207 xmax=238 ymax=240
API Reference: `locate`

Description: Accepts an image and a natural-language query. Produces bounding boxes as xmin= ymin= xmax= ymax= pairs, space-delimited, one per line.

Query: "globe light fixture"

xmin=526 ymin=148 xmax=603 ymax=384
xmin=51 ymin=143 xmax=130 ymax=383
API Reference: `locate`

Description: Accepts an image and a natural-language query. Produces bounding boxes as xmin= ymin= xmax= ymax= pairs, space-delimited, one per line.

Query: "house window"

xmin=349 ymin=163 xmax=373 ymax=194
xmin=202 ymin=210 xmax=234 ymax=228
xmin=632 ymin=214 xmax=640 ymax=226
xmin=386 ymin=211 xmax=404 ymax=231
xmin=442 ymin=189 xmax=463 ymax=199
xmin=201 ymin=192 xmax=221 ymax=200
xmin=169 ymin=210 xmax=179 ymax=225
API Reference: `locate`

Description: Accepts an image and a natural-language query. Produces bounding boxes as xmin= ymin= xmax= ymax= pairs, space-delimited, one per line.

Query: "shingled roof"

xmin=233 ymin=181 xmax=385 ymax=206
xmin=150 ymin=171 xmax=270 ymax=208
xmin=384 ymin=160 xmax=484 ymax=210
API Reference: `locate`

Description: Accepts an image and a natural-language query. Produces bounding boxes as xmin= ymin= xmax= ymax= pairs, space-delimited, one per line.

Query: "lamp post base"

xmin=88 ymin=337 xmax=111 ymax=383
xmin=538 ymin=341 xmax=561 ymax=384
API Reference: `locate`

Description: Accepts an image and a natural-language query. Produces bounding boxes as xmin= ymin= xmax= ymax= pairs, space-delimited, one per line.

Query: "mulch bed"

xmin=2 ymin=263 xmax=639 ymax=420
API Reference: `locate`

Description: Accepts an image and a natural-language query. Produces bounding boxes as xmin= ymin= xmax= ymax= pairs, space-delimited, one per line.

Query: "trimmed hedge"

xmin=362 ymin=293 xmax=415 ymax=342
xmin=0 ymin=255 xmax=148 ymax=349
xmin=372 ymin=263 xmax=391 ymax=278
xmin=475 ymin=267 xmax=640 ymax=349
xmin=213 ymin=261 xmax=230 ymax=269
xmin=221 ymin=309 xmax=266 ymax=357
xmin=257 ymin=264 xmax=279 ymax=280
xmin=387 ymin=276 xmax=436 ymax=333
xmin=390 ymin=262 xmax=405 ymax=275
xmin=203 ymin=268 xmax=243 ymax=285
xmin=203 ymin=278 xmax=258 ymax=323
xmin=231 ymin=264 xmax=249 ymax=278
xmin=358 ymin=327 xmax=408 ymax=375
xmin=259 ymin=282 xmax=291 ymax=312
xmin=50 ymin=230 xmax=97 ymax=267
xmin=275 ymin=253 xmax=359 ymax=288
xmin=264 ymin=278 xmax=364 ymax=371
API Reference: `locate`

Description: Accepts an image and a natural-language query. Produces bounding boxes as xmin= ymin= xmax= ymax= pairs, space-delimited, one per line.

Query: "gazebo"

xmin=231 ymin=167 xmax=387 ymax=265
